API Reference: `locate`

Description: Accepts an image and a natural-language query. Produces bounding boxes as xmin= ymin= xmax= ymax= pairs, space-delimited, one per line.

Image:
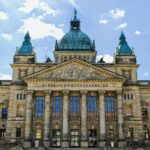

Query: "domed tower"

xmin=114 ymin=32 xmax=138 ymax=81
xmin=54 ymin=10 xmax=96 ymax=63
xmin=12 ymin=32 xmax=36 ymax=81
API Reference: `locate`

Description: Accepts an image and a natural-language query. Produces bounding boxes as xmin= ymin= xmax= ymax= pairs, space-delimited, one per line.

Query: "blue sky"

xmin=0 ymin=0 xmax=150 ymax=80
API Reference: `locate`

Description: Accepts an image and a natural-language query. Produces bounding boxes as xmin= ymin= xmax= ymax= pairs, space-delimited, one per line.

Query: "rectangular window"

xmin=52 ymin=129 xmax=61 ymax=147
xmin=35 ymin=96 xmax=44 ymax=117
xmin=70 ymin=130 xmax=79 ymax=147
xmin=16 ymin=94 xmax=19 ymax=100
xmin=70 ymin=96 xmax=80 ymax=113
xmin=144 ymin=129 xmax=149 ymax=140
xmin=16 ymin=128 xmax=21 ymax=137
xmin=23 ymin=94 xmax=26 ymax=99
xmin=20 ymin=94 xmax=22 ymax=100
xmin=35 ymin=129 xmax=42 ymax=139
xmin=2 ymin=108 xmax=7 ymax=119
xmin=88 ymin=96 xmax=97 ymax=112
xmin=142 ymin=108 xmax=148 ymax=119
xmin=127 ymin=128 xmax=133 ymax=138
xmin=88 ymin=129 xmax=97 ymax=147
xmin=105 ymin=96 xmax=115 ymax=117
xmin=53 ymin=96 xmax=62 ymax=113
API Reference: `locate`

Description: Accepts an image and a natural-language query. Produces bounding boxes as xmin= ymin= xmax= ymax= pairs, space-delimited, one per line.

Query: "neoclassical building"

xmin=0 ymin=10 xmax=150 ymax=149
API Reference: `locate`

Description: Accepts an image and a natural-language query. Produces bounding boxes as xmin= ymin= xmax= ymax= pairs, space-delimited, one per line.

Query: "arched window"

xmin=144 ymin=128 xmax=149 ymax=140
xmin=70 ymin=129 xmax=79 ymax=147
xmin=88 ymin=129 xmax=97 ymax=147
xmin=52 ymin=129 xmax=61 ymax=147
xmin=35 ymin=125 xmax=42 ymax=140
xmin=127 ymin=127 xmax=133 ymax=138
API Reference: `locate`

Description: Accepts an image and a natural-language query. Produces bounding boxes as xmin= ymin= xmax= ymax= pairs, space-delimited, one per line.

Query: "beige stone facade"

xmin=0 ymin=12 xmax=150 ymax=149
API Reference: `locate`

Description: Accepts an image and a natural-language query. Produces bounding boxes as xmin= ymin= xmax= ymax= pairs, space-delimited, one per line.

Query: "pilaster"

xmin=62 ymin=90 xmax=69 ymax=147
xmin=117 ymin=90 xmax=126 ymax=147
xmin=23 ymin=90 xmax=33 ymax=148
xmin=81 ymin=90 xmax=88 ymax=147
xmin=98 ymin=90 xmax=106 ymax=148
xmin=43 ymin=90 xmax=51 ymax=148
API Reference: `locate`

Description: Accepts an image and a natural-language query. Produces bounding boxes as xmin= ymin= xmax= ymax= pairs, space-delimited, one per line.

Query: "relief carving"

xmin=41 ymin=64 xmax=106 ymax=80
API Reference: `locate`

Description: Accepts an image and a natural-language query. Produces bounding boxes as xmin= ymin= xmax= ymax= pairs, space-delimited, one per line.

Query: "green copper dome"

xmin=55 ymin=10 xmax=95 ymax=51
xmin=17 ymin=32 xmax=33 ymax=55
xmin=118 ymin=32 xmax=132 ymax=55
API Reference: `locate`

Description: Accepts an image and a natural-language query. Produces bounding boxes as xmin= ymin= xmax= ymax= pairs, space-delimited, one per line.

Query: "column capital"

xmin=116 ymin=90 xmax=123 ymax=96
xmin=98 ymin=90 xmax=105 ymax=95
xmin=62 ymin=90 xmax=69 ymax=96
xmin=80 ymin=90 xmax=87 ymax=95
xmin=45 ymin=90 xmax=52 ymax=95
xmin=26 ymin=90 xmax=33 ymax=95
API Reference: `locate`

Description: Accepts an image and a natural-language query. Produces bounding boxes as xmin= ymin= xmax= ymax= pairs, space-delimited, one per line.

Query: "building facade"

xmin=0 ymin=11 xmax=150 ymax=149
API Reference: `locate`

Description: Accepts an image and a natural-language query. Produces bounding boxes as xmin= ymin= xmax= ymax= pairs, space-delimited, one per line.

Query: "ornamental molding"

xmin=24 ymin=59 xmax=125 ymax=82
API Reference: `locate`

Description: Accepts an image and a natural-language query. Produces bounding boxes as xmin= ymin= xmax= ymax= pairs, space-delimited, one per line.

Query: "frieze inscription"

xmin=39 ymin=83 xmax=108 ymax=88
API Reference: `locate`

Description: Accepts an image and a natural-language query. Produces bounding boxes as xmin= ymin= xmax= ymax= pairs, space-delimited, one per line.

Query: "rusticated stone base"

xmin=43 ymin=140 xmax=50 ymax=148
xmin=81 ymin=141 xmax=88 ymax=147
xmin=61 ymin=141 xmax=69 ymax=147
xmin=99 ymin=141 xmax=106 ymax=148
xmin=23 ymin=140 xmax=32 ymax=148
xmin=118 ymin=141 xmax=127 ymax=147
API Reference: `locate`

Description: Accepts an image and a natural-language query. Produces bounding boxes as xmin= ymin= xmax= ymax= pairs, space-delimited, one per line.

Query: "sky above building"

xmin=0 ymin=0 xmax=150 ymax=80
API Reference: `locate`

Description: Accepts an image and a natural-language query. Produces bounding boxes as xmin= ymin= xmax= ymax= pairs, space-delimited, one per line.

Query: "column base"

xmin=118 ymin=141 xmax=127 ymax=147
xmin=23 ymin=140 xmax=32 ymax=148
xmin=43 ymin=140 xmax=50 ymax=148
xmin=81 ymin=140 xmax=88 ymax=147
xmin=62 ymin=140 xmax=69 ymax=147
xmin=10 ymin=139 xmax=16 ymax=143
xmin=99 ymin=141 xmax=106 ymax=148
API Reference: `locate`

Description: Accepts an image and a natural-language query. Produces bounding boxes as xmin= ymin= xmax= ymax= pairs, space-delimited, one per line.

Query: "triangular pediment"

xmin=24 ymin=59 xmax=125 ymax=81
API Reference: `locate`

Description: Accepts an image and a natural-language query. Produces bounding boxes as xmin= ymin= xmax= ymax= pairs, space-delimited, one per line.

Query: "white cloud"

xmin=99 ymin=19 xmax=109 ymax=24
xmin=109 ymin=8 xmax=125 ymax=19
xmin=0 ymin=73 xmax=12 ymax=80
xmin=135 ymin=30 xmax=142 ymax=35
xmin=19 ymin=0 xmax=59 ymax=16
xmin=144 ymin=72 xmax=150 ymax=76
xmin=96 ymin=54 xmax=114 ymax=63
xmin=0 ymin=11 xmax=8 ymax=20
xmin=0 ymin=33 xmax=12 ymax=40
xmin=58 ymin=24 xmax=64 ymax=27
xmin=18 ymin=17 xmax=64 ymax=40
xmin=115 ymin=23 xmax=128 ymax=30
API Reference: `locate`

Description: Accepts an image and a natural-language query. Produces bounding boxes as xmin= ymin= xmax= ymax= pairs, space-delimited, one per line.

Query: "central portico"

xmin=23 ymin=58 xmax=126 ymax=148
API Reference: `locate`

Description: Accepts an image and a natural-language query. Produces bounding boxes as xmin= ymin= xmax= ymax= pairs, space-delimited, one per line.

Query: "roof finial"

xmin=70 ymin=8 xmax=80 ymax=30
xmin=74 ymin=8 xmax=77 ymax=19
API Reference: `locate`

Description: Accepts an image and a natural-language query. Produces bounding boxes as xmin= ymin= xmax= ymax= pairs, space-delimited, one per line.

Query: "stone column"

xmin=98 ymin=91 xmax=106 ymax=148
xmin=43 ymin=91 xmax=51 ymax=148
xmin=23 ymin=90 xmax=33 ymax=148
xmin=81 ymin=90 xmax=88 ymax=147
xmin=62 ymin=90 xmax=69 ymax=147
xmin=117 ymin=90 xmax=126 ymax=147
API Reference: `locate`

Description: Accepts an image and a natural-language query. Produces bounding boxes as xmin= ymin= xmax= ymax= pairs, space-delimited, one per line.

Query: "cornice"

xmin=24 ymin=59 xmax=126 ymax=81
